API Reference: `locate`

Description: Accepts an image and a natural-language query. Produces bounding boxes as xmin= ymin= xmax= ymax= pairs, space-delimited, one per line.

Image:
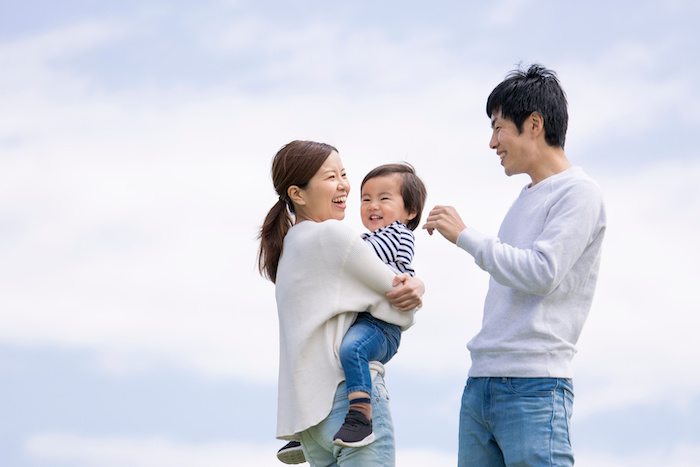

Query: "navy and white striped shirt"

xmin=361 ymin=221 xmax=415 ymax=276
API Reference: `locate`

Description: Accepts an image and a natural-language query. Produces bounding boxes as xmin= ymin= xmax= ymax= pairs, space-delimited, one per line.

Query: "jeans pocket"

xmin=505 ymin=377 xmax=558 ymax=396
xmin=375 ymin=381 xmax=390 ymax=402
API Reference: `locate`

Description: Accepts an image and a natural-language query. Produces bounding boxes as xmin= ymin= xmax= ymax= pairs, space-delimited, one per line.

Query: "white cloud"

xmin=576 ymin=443 xmax=700 ymax=467
xmin=564 ymin=40 xmax=697 ymax=153
xmin=24 ymin=432 xmax=457 ymax=467
xmin=1 ymin=0 xmax=699 ymax=430
xmin=0 ymin=19 xmax=124 ymax=64
xmin=25 ymin=432 xmax=700 ymax=467
xmin=25 ymin=434 xmax=285 ymax=467
xmin=573 ymin=160 xmax=700 ymax=415
xmin=486 ymin=0 xmax=530 ymax=25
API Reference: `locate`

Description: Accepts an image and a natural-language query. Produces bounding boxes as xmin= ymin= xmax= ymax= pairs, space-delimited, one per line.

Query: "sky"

xmin=1 ymin=0 xmax=700 ymax=465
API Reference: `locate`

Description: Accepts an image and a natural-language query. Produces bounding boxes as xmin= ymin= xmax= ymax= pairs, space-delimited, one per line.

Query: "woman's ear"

xmin=287 ymin=185 xmax=305 ymax=206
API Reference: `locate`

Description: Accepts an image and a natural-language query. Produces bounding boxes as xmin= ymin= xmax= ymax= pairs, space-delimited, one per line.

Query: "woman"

xmin=258 ymin=140 xmax=425 ymax=466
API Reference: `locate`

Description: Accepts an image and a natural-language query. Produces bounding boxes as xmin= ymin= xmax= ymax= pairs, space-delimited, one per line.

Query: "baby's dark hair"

xmin=361 ymin=162 xmax=427 ymax=231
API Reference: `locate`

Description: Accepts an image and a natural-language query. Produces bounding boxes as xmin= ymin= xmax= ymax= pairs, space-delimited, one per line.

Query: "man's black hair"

xmin=486 ymin=64 xmax=568 ymax=148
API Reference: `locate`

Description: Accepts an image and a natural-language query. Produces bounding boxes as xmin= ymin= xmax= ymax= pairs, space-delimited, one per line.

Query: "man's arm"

xmin=423 ymin=183 xmax=605 ymax=296
xmin=458 ymin=184 xmax=604 ymax=295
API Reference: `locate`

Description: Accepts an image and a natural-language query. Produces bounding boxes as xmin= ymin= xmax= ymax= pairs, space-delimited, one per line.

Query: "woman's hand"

xmin=386 ymin=274 xmax=425 ymax=311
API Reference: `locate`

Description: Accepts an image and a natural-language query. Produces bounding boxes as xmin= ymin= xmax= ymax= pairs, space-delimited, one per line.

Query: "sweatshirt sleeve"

xmin=457 ymin=181 xmax=604 ymax=296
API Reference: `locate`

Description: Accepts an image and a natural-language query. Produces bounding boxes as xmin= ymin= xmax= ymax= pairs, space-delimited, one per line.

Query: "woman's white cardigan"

xmin=275 ymin=220 xmax=416 ymax=440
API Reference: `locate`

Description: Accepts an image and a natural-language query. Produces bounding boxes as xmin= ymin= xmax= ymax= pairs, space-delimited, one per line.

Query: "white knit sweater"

xmin=457 ymin=167 xmax=606 ymax=378
xmin=275 ymin=219 xmax=416 ymax=439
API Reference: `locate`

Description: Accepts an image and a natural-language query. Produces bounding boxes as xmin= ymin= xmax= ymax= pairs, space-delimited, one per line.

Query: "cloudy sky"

xmin=2 ymin=0 xmax=699 ymax=465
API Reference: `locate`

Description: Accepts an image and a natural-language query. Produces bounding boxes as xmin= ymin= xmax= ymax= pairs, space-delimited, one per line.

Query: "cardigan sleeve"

xmin=322 ymin=221 xmax=417 ymax=330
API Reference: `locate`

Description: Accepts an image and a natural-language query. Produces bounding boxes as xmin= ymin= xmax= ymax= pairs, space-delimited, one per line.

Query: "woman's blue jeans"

xmin=299 ymin=375 xmax=396 ymax=466
xmin=339 ymin=313 xmax=401 ymax=395
xmin=458 ymin=377 xmax=575 ymax=467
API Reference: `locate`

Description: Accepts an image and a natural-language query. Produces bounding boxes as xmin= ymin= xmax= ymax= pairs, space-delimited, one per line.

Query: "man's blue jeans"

xmin=458 ymin=377 xmax=575 ymax=467
xmin=299 ymin=375 xmax=396 ymax=466
xmin=339 ymin=313 xmax=401 ymax=395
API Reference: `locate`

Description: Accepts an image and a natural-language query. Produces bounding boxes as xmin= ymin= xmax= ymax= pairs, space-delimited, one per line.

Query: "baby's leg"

xmin=338 ymin=316 xmax=379 ymax=420
xmin=334 ymin=314 xmax=393 ymax=447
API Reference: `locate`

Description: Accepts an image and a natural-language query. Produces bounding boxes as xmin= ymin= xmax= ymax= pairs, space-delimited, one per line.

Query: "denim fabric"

xmin=458 ymin=377 xmax=575 ymax=467
xmin=299 ymin=375 xmax=396 ymax=466
xmin=339 ymin=313 xmax=401 ymax=395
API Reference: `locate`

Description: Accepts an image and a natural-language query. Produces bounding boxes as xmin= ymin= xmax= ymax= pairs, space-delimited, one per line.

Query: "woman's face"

xmin=291 ymin=151 xmax=351 ymax=223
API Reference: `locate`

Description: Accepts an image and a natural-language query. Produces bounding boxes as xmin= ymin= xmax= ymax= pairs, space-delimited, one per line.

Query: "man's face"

xmin=489 ymin=111 xmax=533 ymax=178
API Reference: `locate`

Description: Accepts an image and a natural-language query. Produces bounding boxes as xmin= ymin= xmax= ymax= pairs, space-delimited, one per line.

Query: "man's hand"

xmin=386 ymin=274 xmax=425 ymax=311
xmin=422 ymin=205 xmax=467 ymax=244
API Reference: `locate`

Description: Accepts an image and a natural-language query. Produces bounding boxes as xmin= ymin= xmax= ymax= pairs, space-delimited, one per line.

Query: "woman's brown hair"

xmin=257 ymin=140 xmax=338 ymax=283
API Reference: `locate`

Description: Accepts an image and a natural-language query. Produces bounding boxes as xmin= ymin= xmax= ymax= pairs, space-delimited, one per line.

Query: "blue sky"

xmin=1 ymin=1 xmax=699 ymax=465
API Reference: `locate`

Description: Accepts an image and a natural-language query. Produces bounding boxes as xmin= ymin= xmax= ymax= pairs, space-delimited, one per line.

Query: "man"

xmin=423 ymin=64 xmax=606 ymax=466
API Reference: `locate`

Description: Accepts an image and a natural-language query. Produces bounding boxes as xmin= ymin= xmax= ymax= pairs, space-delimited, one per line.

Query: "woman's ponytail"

xmin=258 ymin=197 xmax=293 ymax=283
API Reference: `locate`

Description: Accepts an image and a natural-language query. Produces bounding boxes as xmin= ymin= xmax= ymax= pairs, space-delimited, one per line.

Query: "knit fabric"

xmin=275 ymin=220 xmax=416 ymax=439
xmin=457 ymin=167 xmax=606 ymax=378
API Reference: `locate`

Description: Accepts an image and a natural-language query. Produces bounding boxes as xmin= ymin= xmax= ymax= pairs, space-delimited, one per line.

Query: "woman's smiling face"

xmin=291 ymin=151 xmax=351 ymax=223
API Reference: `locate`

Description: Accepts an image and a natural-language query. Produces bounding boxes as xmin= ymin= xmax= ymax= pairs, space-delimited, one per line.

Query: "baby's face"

xmin=360 ymin=174 xmax=414 ymax=231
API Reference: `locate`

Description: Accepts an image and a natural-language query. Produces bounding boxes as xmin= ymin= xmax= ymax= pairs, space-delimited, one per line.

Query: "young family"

xmin=257 ymin=64 xmax=607 ymax=467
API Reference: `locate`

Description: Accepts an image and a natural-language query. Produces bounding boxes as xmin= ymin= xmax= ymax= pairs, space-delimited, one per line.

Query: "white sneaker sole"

xmin=331 ymin=432 xmax=376 ymax=448
xmin=277 ymin=445 xmax=306 ymax=464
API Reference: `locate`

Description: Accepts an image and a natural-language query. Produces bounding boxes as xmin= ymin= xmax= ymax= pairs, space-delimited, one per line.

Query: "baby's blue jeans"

xmin=339 ymin=313 xmax=401 ymax=395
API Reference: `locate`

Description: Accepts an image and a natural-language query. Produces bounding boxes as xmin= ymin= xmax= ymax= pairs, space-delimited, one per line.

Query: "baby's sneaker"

xmin=277 ymin=440 xmax=305 ymax=464
xmin=332 ymin=409 xmax=376 ymax=448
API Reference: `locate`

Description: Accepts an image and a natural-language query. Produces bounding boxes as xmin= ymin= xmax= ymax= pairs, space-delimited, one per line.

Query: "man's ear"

xmin=287 ymin=185 xmax=306 ymax=206
xmin=528 ymin=111 xmax=545 ymax=138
